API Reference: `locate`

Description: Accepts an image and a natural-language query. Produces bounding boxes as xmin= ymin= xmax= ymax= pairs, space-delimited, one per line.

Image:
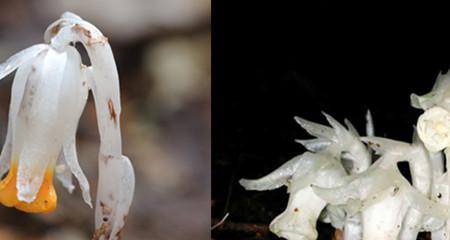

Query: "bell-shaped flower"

xmin=0 ymin=12 xmax=135 ymax=239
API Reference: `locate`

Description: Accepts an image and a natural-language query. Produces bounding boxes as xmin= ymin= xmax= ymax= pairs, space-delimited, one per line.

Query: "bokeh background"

xmin=0 ymin=0 xmax=210 ymax=239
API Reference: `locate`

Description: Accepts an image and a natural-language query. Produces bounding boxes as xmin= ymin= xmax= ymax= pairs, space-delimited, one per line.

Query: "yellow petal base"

xmin=0 ymin=162 xmax=57 ymax=213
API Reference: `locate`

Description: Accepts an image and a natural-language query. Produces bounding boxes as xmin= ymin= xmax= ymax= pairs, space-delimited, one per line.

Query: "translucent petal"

xmin=322 ymin=112 xmax=347 ymax=139
xmin=59 ymin=64 xmax=90 ymax=206
xmin=0 ymin=44 xmax=48 ymax=80
xmin=344 ymin=118 xmax=360 ymax=137
xmin=239 ymin=154 xmax=305 ymax=191
xmin=55 ymin=150 xmax=75 ymax=193
xmin=365 ymin=109 xmax=374 ymax=137
xmin=294 ymin=138 xmax=331 ymax=152
xmin=16 ymin=47 xmax=84 ymax=202
xmin=0 ymin=125 xmax=11 ymax=177
xmin=63 ymin=135 xmax=92 ymax=207
xmin=294 ymin=116 xmax=335 ymax=141
xmin=0 ymin=45 xmax=50 ymax=176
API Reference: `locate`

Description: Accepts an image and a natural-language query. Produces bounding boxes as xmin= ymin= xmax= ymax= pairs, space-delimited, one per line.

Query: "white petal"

xmin=239 ymin=154 xmax=305 ymax=191
xmin=0 ymin=45 xmax=50 ymax=175
xmin=294 ymin=138 xmax=331 ymax=152
xmin=55 ymin=150 xmax=75 ymax=193
xmin=0 ymin=44 xmax=48 ymax=80
xmin=344 ymin=118 xmax=360 ymax=137
xmin=322 ymin=112 xmax=346 ymax=139
xmin=59 ymin=63 xmax=90 ymax=205
xmin=365 ymin=109 xmax=374 ymax=137
xmin=15 ymin=46 xmax=84 ymax=202
xmin=63 ymin=135 xmax=92 ymax=207
xmin=294 ymin=116 xmax=335 ymax=141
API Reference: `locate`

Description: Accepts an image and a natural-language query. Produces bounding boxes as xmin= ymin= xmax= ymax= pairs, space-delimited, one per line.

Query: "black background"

xmin=212 ymin=1 xmax=450 ymax=239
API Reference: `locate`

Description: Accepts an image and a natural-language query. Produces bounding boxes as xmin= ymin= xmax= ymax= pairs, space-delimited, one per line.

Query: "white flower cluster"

xmin=240 ymin=73 xmax=450 ymax=240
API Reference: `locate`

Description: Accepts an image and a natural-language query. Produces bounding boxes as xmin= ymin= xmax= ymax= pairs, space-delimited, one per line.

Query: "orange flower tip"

xmin=0 ymin=164 xmax=57 ymax=213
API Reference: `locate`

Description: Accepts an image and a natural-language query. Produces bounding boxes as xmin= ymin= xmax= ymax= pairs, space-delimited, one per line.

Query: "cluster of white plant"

xmin=240 ymin=73 xmax=450 ymax=240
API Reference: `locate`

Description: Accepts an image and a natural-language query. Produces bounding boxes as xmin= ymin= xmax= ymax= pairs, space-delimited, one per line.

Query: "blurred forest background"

xmin=0 ymin=0 xmax=210 ymax=239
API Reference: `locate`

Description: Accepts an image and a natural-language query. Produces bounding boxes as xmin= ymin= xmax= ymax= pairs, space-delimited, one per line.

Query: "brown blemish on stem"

xmin=73 ymin=24 xmax=108 ymax=46
xmin=92 ymin=222 xmax=110 ymax=240
xmin=108 ymin=99 xmax=117 ymax=127
xmin=101 ymin=155 xmax=113 ymax=166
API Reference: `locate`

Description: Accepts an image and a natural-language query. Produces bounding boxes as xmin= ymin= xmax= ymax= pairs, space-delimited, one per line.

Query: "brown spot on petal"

xmin=101 ymin=155 xmax=113 ymax=166
xmin=51 ymin=24 xmax=61 ymax=35
xmin=108 ymin=99 xmax=117 ymax=127
xmin=74 ymin=24 xmax=92 ymax=39
xmin=294 ymin=208 xmax=299 ymax=212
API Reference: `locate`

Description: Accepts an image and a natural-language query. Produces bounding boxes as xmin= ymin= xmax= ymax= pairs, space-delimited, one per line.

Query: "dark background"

xmin=212 ymin=1 xmax=449 ymax=239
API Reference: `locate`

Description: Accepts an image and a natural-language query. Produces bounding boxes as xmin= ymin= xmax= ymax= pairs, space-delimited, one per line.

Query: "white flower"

xmin=240 ymin=151 xmax=347 ymax=240
xmin=417 ymin=106 xmax=450 ymax=152
xmin=0 ymin=12 xmax=135 ymax=239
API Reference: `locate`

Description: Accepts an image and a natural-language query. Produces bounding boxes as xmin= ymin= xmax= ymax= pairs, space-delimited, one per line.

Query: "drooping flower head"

xmin=0 ymin=12 xmax=135 ymax=239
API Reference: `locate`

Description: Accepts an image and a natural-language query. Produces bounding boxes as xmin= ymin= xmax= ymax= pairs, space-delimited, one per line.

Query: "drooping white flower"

xmin=0 ymin=12 xmax=135 ymax=239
